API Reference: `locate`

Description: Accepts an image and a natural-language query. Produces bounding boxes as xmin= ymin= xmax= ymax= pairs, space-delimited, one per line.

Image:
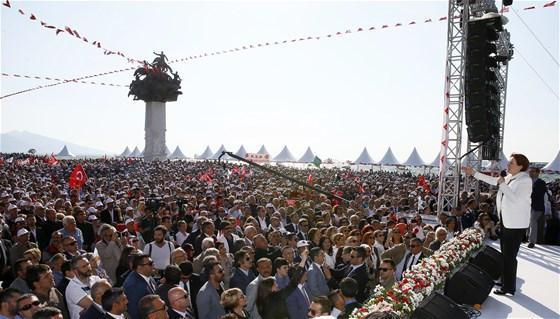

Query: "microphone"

xmin=500 ymin=170 xmax=507 ymax=177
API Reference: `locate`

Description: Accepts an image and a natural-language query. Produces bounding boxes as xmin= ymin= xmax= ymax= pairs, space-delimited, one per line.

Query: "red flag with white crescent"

xmin=69 ymin=164 xmax=88 ymax=189
xmin=544 ymin=1 xmax=556 ymax=7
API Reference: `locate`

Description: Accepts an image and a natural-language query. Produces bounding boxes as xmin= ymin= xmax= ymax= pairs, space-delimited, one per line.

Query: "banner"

xmin=245 ymin=153 xmax=270 ymax=163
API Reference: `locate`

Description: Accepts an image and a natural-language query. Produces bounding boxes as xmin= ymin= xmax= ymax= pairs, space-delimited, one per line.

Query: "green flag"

xmin=313 ymin=156 xmax=322 ymax=168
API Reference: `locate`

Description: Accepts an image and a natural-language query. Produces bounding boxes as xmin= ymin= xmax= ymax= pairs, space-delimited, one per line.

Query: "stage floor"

xmin=479 ymin=241 xmax=560 ymax=319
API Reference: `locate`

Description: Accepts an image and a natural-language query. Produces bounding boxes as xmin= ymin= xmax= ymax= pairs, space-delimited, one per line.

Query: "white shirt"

xmin=66 ymin=275 xmax=101 ymax=319
xmin=257 ymin=216 xmax=268 ymax=230
xmin=395 ymin=249 xmax=410 ymax=280
xmin=298 ymin=283 xmax=310 ymax=304
xmin=331 ymin=308 xmax=341 ymax=318
xmin=175 ymin=231 xmax=189 ymax=247
xmin=144 ymin=241 xmax=172 ymax=270
xmin=106 ymin=312 xmax=125 ymax=319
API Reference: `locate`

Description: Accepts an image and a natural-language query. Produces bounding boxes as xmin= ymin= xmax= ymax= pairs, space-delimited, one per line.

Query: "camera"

xmin=146 ymin=195 xmax=162 ymax=213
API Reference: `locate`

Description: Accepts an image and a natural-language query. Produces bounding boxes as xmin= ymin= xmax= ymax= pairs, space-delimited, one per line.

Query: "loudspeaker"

xmin=470 ymin=245 xmax=504 ymax=280
xmin=411 ymin=292 xmax=468 ymax=319
xmin=444 ymin=263 xmax=494 ymax=305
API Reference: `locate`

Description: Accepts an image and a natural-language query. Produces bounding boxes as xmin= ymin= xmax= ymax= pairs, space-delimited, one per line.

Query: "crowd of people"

xmin=0 ymin=154 xmax=558 ymax=319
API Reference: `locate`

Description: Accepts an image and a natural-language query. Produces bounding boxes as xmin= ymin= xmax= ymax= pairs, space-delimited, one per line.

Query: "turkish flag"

xmin=544 ymin=1 xmax=556 ymax=7
xmin=69 ymin=164 xmax=88 ymax=189
xmin=47 ymin=155 xmax=59 ymax=166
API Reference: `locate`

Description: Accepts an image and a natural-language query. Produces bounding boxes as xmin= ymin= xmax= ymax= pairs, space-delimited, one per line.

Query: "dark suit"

xmin=123 ymin=271 xmax=157 ymax=319
xmin=296 ymin=232 xmax=308 ymax=241
xmin=401 ymin=252 xmax=427 ymax=279
xmin=229 ymin=267 xmax=256 ymax=294
xmin=100 ymin=208 xmax=122 ymax=225
xmin=182 ymin=274 xmax=202 ymax=317
xmin=255 ymin=246 xmax=281 ymax=264
xmin=337 ymin=301 xmax=362 ymax=319
xmin=168 ymin=308 xmax=196 ymax=319
xmin=285 ymin=223 xmax=297 ymax=234
xmin=194 ymin=233 xmax=215 ymax=256
xmin=103 ymin=313 xmax=131 ymax=319
xmin=286 ymin=284 xmax=311 ymax=319
xmin=79 ymin=303 xmax=105 ymax=319
xmin=77 ymin=221 xmax=95 ymax=252
xmin=157 ymin=283 xmax=176 ymax=308
xmin=41 ymin=220 xmax=62 ymax=249
xmin=346 ymin=264 xmax=369 ymax=303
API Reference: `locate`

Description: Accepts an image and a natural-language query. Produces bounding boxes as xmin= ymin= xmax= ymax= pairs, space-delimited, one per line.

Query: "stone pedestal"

xmin=144 ymin=101 xmax=167 ymax=162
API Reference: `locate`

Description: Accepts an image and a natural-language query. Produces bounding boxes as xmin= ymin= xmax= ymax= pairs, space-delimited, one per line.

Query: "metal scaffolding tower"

xmin=438 ymin=0 xmax=513 ymax=213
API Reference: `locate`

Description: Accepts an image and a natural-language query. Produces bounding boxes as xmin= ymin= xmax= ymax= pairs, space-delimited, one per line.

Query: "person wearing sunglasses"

xmin=378 ymin=259 xmax=396 ymax=290
xmin=16 ymin=293 xmax=42 ymax=319
xmin=229 ymin=251 xmax=255 ymax=294
xmin=168 ymin=287 xmax=195 ymax=319
xmin=139 ymin=295 xmax=169 ymax=319
xmin=196 ymin=261 xmax=226 ymax=319
xmin=123 ymin=254 xmax=158 ymax=319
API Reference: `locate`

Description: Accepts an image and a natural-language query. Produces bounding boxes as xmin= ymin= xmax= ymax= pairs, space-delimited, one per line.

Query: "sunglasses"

xmin=379 ymin=267 xmax=392 ymax=272
xmin=147 ymin=305 xmax=168 ymax=315
xmin=20 ymin=300 xmax=41 ymax=311
xmin=172 ymin=294 xmax=189 ymax=303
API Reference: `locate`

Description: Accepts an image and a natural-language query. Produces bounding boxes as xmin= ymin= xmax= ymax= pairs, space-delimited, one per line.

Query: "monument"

xmin=129 ymin=52 xmax=182 ymax=161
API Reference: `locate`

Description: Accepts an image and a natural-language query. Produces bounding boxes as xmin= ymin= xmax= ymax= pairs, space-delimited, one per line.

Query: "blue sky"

xmin=1 ymin=1 xmax=558 ymax=162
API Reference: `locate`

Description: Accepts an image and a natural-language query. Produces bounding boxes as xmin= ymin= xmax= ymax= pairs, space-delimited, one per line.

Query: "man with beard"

xmin=65 ymin=256 xmax=101 ymax=319
xmin=144 ymin=226 xmax=174 ymax=275
xmin=123 ymin=254 xmax=158 ymax=319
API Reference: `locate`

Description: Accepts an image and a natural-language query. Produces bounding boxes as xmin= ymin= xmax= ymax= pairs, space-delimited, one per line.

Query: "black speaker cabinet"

xmin=411 ymin=292 xmax=468 ymax=319
xmin=444 ymin=263 xmax=494 ymax=305
xmin=470 ymin=245 xmax=503 ymax=280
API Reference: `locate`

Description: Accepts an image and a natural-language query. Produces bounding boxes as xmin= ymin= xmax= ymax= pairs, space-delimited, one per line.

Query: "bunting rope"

xmin=162 ymin=1 xmax=556 ymax=64
xmin=1 ymin=72 xmax=127 ymax=87
xmin=2 ymin=1 xmax=556 ymax=100
xmin=1 ymin=0 xmax=141 ymax=63
xmin=0 ymin=67 xmax=135 ymax=99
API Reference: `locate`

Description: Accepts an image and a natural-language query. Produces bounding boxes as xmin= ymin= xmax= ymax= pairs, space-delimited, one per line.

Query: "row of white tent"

xmin=54 ymin=144 xmax=560 ymax=172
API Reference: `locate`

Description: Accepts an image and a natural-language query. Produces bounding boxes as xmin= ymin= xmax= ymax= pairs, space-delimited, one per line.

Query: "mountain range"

xmin=0 ymin=131 xmax=111 ymax=155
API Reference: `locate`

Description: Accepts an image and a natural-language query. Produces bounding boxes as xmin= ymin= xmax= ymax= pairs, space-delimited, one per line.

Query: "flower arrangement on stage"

xmin=350 ymin=228 xmax=484 ymax=318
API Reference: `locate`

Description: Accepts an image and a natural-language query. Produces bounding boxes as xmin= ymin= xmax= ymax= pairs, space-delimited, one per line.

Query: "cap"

xmin=125 ymin=207 xmax=134 ymax=212
xmin=296 ymin=240 xmax=309 ymax=248
xmin=86 ymin=207 xmax=97 ymax=214
xmin=266 ymin=203 xmax=275 ymax=208
xmin=95 ymin=201 xmax=104 ymax=207
xmin=7 ymin=203 xmax=18 ymax=210
xmin=87 ymin=215 xmax=98 ymax=221
xmin=14 ymin=216 xmax=26 ymax=223
xmin=105 ymin=198 xmax=114 ymax=204
xmin=17 ymin=228 xmax=29 ymax=237
xmin=124 ymin=218 xmax=134 ymax=225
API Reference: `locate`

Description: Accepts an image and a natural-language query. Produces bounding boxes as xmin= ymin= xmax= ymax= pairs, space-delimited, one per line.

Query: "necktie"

xmin=408 ymin=255 xmax=416 ymax=271
xmin=149 ymin=279 xmax=156 ymax=293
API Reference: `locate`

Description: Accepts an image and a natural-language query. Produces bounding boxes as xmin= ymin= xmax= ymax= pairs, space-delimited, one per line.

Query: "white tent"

xmin=543 ymin=150 xmax=560 ymax=172
xmin=168 ymin=146 xmax=187 ymax=160
xmin=378 ymin=147 xmax=400 ymax=166
xmin=483 ymin=151 xmax=509 ymax=170
xmin=429 ymin=154 xmax=442 ymax=167
xmin=235 ymin=145 xmax=248 ymax=158
xmin=210 ymin=145 xmax=232 ymax=160
xmin=140 ymin=148 xmax=145 ymax=157
xmin=197 ymin=146 xmax=213 ymax=159
xmin=354 ymin=147 xmax=375 ymax=164
xmin=403 ymin=147 xmax=426 ymax=166
xmin=273 ymin=146 xmax=296 ymax=162
xmin=165 ymin=145 xmax=171 ymax=157
xmin=298 ymin=147 xmax=316 ymax=163
xmin=119 ymin=146 xmax=131 ymax=157
xmin=461 ymin=152 xmax=477 ymax=167
xmin=55 ymin=145 xmax=75 ymax=158
xmin=257 ymin=145 xmax=270 ymax=155
xmin=129 ymin=146 xmax=142 ymax=157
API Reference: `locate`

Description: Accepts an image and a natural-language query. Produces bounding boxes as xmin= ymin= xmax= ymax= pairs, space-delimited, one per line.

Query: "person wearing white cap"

xmin=9 ymin=228 xmax=38 ymax=268
xmin=124 ymin=218 xmax=146 ymax=250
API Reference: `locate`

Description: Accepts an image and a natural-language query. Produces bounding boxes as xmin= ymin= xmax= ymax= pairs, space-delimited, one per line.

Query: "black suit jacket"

xmin=337 ymin=301 xmax=363 ymax=319
xmin=168 ymin=309 xmax=196 ymax=319
xmin=255 ymin=246 xmax=282 ymax=264
xmin=77 ymin=221 xmax=95 ymax=251
xmin=285 ymin=223 xmax=297 ymax=234
xmin=79 ymin=303 xmax=104 ymax=319
xmin=183 ymin=274 xmax=202 ymax=316
xmin=41 ymin=220 xmax=62 ymax=249
xmin=347 ymin=264 xmax=369 ymax=303
xmin=101 ymin=209 xmax=122 ymax=225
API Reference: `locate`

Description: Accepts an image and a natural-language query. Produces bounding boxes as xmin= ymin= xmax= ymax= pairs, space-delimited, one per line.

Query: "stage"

xmin=479 ymin=242 xmax=560 ymax=319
